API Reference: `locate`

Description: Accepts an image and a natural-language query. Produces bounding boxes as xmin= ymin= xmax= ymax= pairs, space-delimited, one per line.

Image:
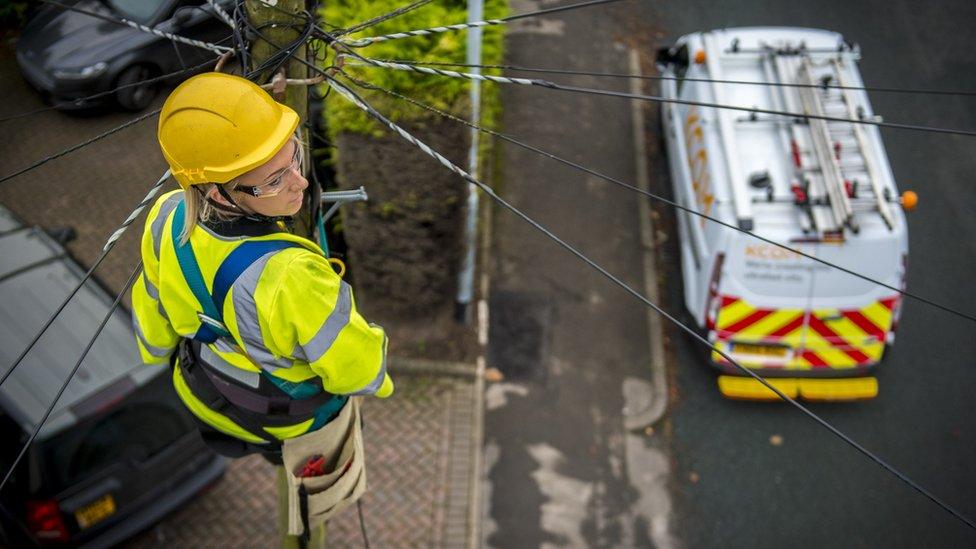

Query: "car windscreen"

xmin=106 ymin=0 xmax=175 ymax=25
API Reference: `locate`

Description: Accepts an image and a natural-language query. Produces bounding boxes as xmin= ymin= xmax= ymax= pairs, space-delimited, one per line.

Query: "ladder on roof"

xmin=764 ymin=47 xmax=895 ymax=234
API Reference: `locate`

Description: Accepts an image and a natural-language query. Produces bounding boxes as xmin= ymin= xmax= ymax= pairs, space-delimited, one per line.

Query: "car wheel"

xmin=115 ymin=65 xmax=158 ymax=111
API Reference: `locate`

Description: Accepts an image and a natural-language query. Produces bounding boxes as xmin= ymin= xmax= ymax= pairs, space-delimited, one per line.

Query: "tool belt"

xmin=282 ymin=396 xmax=367 ymax=537
xmin=176 ymin=339 xmax=336 ymax=443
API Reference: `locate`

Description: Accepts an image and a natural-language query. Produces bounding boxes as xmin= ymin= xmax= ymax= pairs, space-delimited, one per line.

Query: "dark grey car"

xmin=14 ymin=0 xmax=232 ymax=110
xmin=0 ymin=204 xmax=226 ymax=547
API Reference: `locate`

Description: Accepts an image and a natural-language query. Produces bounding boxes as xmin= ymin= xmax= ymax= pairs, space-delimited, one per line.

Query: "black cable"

xmin=324 ymin=75 xmax=976 ymax=532
xmin=242 ymin=11 xmax=316 ymax=80
xmin=0 ymin=57 xmax=221 ymax=124
xmin=357 ymin=499 xmax=371 ymax=549
xmin=0 ymin=108 xmax=160 ymax=185
xmin=342 ymin=73 xmax=976 ymax=324
xmin=233 ymin=0 xmax=252 ymax=73
xmin=550 ymin=81 xmax=976 ymax=137
xmin=39 ymin=0 xmax=230 ymax=54
xmin=373 ymin=58 xmax=976 ymax=98
xmin=349 ymin=58 xmax=976 ymax=138
xmin=337 ymin=0 xmax=432 ymax=37
xmin=0 ymin=265 xmax=141 ymax=492
xmin=0 ymin=250 xmax=114 ymax=388
xmin=355 ymin=402 xmax=370 ymax=548
xmin=326 ymin=0 xmax=633 ymax=46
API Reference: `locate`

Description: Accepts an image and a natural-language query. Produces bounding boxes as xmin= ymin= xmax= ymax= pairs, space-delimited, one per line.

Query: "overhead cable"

xmin=40 ymin=0 xmax=233 ymax=54
xmin=342 ymin=74 xmax=976 ymax=324
xmin=334 ymin=0 xmax=631 ymax=47
xmin=374 ymin=58 xmax=976 ymax=98
xmin=337 ymin=0 xmax=433 ymax=37
xmin=0 ymin=109 xmax=160 ymax=185
xmin=323 ymin=73 xmax=976 ymax=532
xmin=342 ymin=56 xmax=976 ymax=138
xmin=0 ymin=57 xmax=220 ymax=124
xmin=0 ymin=265 xmax=141 ymax=492
xmin=0 ymin=171 xmax=171 ymax=388
xmin=208 ymin=0 xmax=236 ymax=28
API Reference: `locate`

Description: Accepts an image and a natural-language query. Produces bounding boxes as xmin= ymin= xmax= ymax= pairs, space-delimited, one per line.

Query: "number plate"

xmin=74 ymin=494 xmax=116 ymax=529
xmin=731 ymin=343 xmax=788 ymax=357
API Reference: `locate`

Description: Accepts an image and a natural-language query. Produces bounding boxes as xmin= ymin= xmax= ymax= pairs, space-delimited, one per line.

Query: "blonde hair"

xmin=179 ymin=132 xmax=306 ymax=245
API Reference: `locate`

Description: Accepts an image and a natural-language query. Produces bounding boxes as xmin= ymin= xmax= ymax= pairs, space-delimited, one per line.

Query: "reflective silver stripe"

xmin=200 ymin=345 xmax=261 ymax=389
xmin=150 ymin=193 xmax=182 ymax=259
xmin=231 ymin=250 xmax=293 ymax=372
xmin=132 ymin=318 xmax=173 ymax=358
xmin=142 ymin=271 xmax=160 ymax=300
xmin=157 ymin=302 xmax=170 ymax=321
xmin=214 ymin=338 xmax=239 ymax=355
xmin=348 ymin=338 xmax=387 ymax=396
xmin=141 ymin=270 xmax=170 ymax=320
xmin=302 ymin=281 xmax=352 ymax=364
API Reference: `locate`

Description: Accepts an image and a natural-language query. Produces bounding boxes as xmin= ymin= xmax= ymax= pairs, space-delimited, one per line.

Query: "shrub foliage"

xmin=321 ymin=0 xmax=507 ymax=137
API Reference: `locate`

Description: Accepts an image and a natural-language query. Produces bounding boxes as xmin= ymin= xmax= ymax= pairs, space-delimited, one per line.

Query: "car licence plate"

xmin=74 ymin=494 xmax=115 ymax=529
xmin=731 ymin=343 xmax=788 ymax=358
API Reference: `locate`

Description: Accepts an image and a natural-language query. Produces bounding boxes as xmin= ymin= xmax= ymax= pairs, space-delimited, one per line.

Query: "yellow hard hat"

xmin=157 ymin=72 xmax=300 ymax=189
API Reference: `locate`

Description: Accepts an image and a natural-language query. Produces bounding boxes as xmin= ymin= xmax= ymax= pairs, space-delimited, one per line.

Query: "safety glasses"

xmin=236 ymin=142 xmax=302 ymax=199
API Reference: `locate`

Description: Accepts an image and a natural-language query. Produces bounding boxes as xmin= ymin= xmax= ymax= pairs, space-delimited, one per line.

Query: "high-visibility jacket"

xmin=132 ymin=190 xmax=391 ymax=444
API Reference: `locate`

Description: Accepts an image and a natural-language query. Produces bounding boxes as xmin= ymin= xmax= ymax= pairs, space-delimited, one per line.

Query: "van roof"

xmin=0 ymin=206 xmax=155 ymax=439
xmin=674 ymin=27 xmax=907 ymax=242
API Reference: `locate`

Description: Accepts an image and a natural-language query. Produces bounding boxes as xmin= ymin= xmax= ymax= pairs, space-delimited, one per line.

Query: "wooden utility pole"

xmin=245 ymin=0 xmax=316 ymax=238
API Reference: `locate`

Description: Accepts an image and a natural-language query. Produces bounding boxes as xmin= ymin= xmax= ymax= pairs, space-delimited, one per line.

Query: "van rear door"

xmin=713 ymin=242 xmax=815 ymax=369
xmin=714 ymin=237 xmax=901 ymax=373
xmin=800 ymin=239 xmax=902 ymax=370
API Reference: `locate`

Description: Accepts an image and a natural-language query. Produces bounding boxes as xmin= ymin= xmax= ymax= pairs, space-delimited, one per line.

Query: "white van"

xmin=657 ymin=27 xmax=914 ymax=401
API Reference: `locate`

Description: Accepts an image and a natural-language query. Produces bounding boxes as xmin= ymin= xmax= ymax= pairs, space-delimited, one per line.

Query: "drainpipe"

xmin=455 ymin=0 xmax=484 ymax=324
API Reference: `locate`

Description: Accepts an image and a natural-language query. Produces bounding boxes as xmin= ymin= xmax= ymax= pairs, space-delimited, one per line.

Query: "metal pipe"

xmin=456 ymin=0 xmax=484 ymax=324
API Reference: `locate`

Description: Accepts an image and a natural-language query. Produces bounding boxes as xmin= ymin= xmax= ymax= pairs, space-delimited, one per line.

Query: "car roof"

xmin=0 ymin=205 xmax=153 ymax=439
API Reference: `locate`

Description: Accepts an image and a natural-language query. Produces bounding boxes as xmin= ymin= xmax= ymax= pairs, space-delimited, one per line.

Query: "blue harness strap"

xmin=171 ymin=199 xmax=299 ymax=344
xmin=169 ymin=199 xmax=336 ymax=410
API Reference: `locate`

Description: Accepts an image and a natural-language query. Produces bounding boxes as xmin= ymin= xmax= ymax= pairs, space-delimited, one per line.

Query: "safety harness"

xmin=170 ymin=199 xmax=345 ymax=443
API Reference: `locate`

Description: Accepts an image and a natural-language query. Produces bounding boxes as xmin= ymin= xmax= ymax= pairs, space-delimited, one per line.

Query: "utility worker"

xmin=131 ymin=72 xmax=391 ymax=546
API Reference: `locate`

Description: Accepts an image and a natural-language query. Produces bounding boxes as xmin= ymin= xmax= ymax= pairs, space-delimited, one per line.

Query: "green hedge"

xmin=320 ymin=0 xmax=507 ymax=137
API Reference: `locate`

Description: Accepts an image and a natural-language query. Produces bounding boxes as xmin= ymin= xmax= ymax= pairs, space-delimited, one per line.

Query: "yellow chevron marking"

xmin=788 ymin=355 xmax=812 ymax=370
xmin=716 ymin=300 xmax=755 ymax=330
xmin=803 ymin=330 xmax=858 ymax=368
xmin=861 ymin=302 xmax=894 ymax=332
xmin=735 ymin=309 xmax=801 ymax=339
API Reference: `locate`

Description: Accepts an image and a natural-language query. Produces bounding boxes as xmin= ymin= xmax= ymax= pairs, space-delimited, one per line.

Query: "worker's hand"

xmin=375 ymin=373 xmax=394 ymax=398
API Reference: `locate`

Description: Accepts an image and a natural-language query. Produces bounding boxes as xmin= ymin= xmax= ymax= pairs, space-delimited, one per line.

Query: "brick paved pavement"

xmin=130 ymin=371 xmax=478 ymax=548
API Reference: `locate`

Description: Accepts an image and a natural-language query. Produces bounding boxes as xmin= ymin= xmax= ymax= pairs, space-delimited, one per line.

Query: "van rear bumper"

xmin=717 ymin=375 xmax=879 ymax=401
xmin=708 ymin=359 xmax=879 ymax=379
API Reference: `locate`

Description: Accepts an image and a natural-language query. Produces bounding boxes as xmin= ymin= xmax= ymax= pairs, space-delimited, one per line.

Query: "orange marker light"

xmin=694 ymin=50 xmax=707 ymax=65
xmin=900 ymin=190 xmax=918 ymax=211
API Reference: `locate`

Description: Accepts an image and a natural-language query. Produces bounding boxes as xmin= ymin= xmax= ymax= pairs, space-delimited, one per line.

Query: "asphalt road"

xmin=483 ymin=1 xmax=672 ymax=547
xmin=636 ymin=1 xmax=976 ymax=547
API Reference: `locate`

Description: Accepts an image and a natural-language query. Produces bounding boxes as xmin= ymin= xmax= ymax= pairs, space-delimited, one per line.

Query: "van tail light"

xmin=889 ymin=253 xmax=908 ymax=334
xmin=27 ymin=500 xmax=69 ymax=543
xmin=704 ymin=253 xmax=725 ymax=330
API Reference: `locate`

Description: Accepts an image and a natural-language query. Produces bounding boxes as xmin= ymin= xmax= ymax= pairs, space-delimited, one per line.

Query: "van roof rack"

xmin=755 ymin=43 xmax=895 ymax=234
